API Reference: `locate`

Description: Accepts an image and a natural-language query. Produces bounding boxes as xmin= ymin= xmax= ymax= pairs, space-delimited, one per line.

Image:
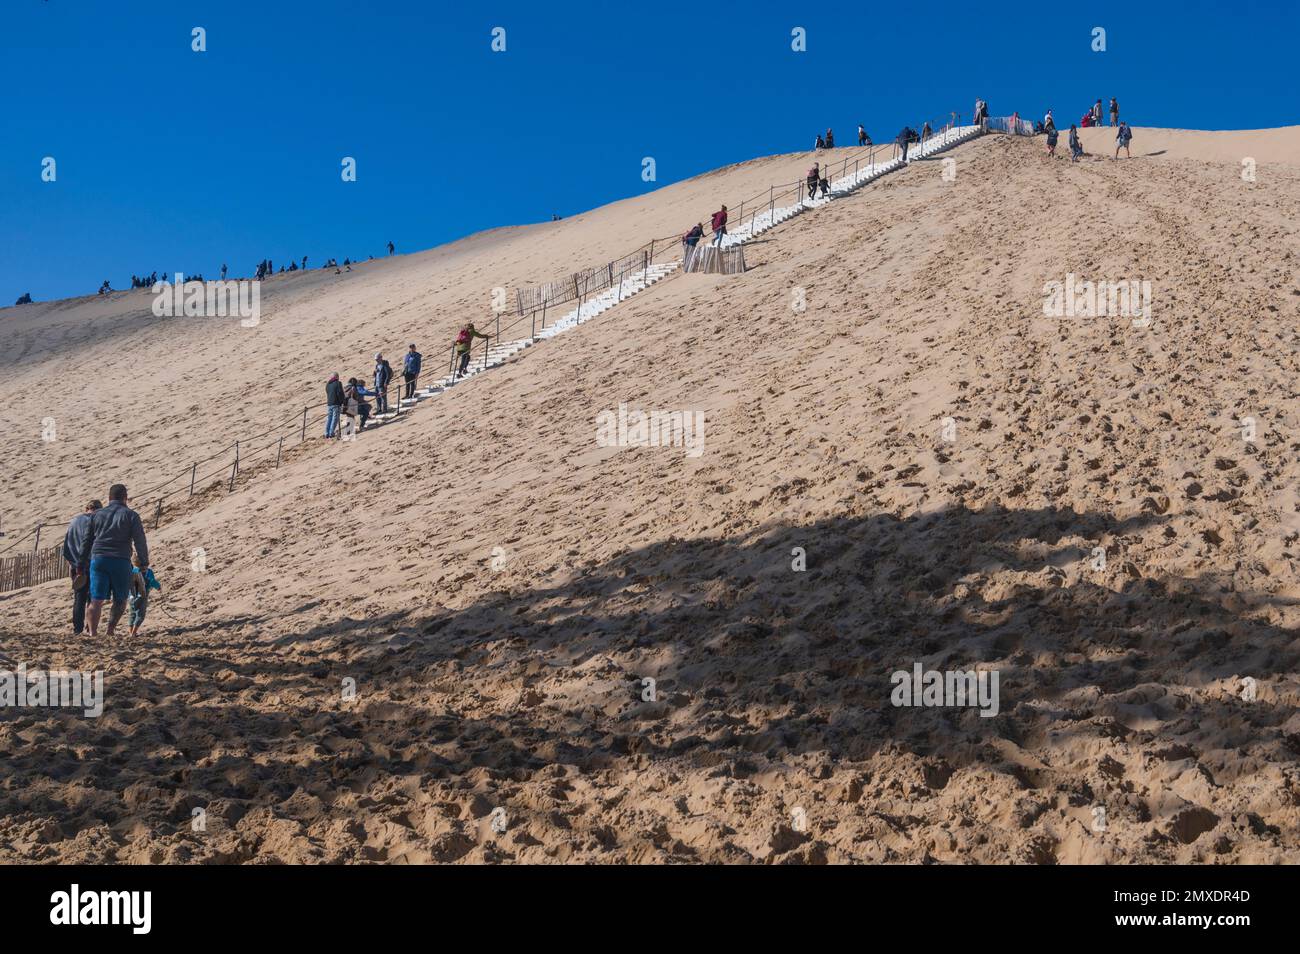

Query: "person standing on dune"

xmin=403 ymin=344 xmax=422 ymax=400
xmin=373 ymin=352 xmax=393 ymax=414
xmin=1109 ymin=97 xmax=1119 ymax=126
xmin=325 ymin=372 xmax=345 ymax=437
xmin=1115 ymin=121 xmax=1132 ymax=159
xmin=63 ymin=499 xmax=101 ymax=635
xmin=1068 ymin=124 xmax=1083 ymax=162
xmin=77 ymin=484 xmax=148 ymax=640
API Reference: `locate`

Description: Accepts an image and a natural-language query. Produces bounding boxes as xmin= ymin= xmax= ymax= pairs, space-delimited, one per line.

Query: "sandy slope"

xmin=0 ymin=143 xmax=878 ymax=535
xmin=1 ymin=128 xmax=1299 ymax=864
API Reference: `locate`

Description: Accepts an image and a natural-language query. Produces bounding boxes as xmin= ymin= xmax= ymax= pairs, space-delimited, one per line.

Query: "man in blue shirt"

xmin=77 ymin=484 xmax=149 ymax=638
xmin=403 ymin=344 xmax=422 ymax=400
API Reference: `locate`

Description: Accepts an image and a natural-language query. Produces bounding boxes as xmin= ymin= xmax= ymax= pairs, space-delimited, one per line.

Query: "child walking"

xmin=128 ymin=555 xmax=161 ymax=637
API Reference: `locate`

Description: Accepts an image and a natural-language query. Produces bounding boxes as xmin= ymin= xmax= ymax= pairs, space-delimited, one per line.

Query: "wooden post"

xmin=189 ymin=462 xmax=197 ymax=496
xmin=32 ymin=524 xmax=42 ymax=553
xmin=276 ymin=436 xmax=283 ymax=468
xmin=153 ymin=499 xmax=162 ymax=529
xmin=228 ymin=462 xmax=237 ymax=492
xmin=301 ymin=407 xmax=307 ymax=442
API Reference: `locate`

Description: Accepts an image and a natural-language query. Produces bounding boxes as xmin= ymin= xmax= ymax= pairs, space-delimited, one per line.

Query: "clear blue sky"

xmin=2 ymin=0 xmax=1295 ymax=304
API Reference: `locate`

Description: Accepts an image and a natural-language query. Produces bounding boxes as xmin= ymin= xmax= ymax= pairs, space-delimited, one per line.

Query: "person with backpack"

xmin=819 ymin=169 xmax=831 ymax=198
xmin=1109 ymin=97 xmax=1119 ymax=126
xmin=455 ymin=322 xmax=489 ymax=378
xmin=806 ymin=163 xmax=820 ymax=201
xmin=710 ymin=206 xmax=728 ymax=247
xmin=814 ymin=134 xmax=825 ymax=150
xmin=1046 ymin=125 xmax=1059 ymax=156
xmin=825 ymin=128 xmax=834 ymax=148
xmin=1092 ymin=99 xmax=1103 ymax=127
xmin=373 ymin=352 xmax=393 ymax=414
xmin=403 ymin=343 xmax=422 ymax=400
xmin=1115 ymin=121 xmax=1133 ymax=159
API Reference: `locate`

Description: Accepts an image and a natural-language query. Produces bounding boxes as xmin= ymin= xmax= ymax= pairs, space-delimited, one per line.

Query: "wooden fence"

xmin=0 ymin=546 xmax=66 ymax=593
xmin=683 ymin=245 xmax=747 ymax=275
xmin=516 ymin=246 xmax=655 ymax=315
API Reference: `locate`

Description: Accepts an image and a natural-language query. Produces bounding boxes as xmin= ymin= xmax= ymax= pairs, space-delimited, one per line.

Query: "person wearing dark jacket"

xmin=681 ymin=223 xmax=704 ymax=268
xmin=710 ymin=206 xmax=728 ymax=247
xmin=896 ymin=127 xmax=918 ymax=161
xmin=403 ymin=344 xmax=422 ymax=400
xmin=1068 ymin=124 xmax=1083 ymax=161
xmin=63 ymin=499 xmax=102 ymax=635
xmin=325 ymin=373 xmax=345 ymax=437
xmin=78 ymin=485 xmax=148 ymax=639
xmin=373 ymin=353 xmax=393 ymax=414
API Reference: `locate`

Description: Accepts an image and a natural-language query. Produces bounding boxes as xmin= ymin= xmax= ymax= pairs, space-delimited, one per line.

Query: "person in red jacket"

xmin=711 ymin=206 xmax=728 ymax=247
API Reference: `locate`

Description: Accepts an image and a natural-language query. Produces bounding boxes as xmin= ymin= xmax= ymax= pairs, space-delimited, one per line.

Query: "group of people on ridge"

xmin=817 ymin=125 xmax=875 ymax=149
xmin=1038 ymin=99 xmax=1131 ymax=161
xmin=89 ymin=242 xmax=398 ymax=298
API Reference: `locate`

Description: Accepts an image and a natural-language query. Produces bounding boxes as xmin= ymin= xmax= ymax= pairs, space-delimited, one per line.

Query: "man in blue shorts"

xmin=77 ymin=483 xmax=150 ymax=639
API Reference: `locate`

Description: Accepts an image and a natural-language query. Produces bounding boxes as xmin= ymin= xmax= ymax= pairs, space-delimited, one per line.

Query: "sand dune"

xmin=1078 ymin=124 xmax=1300 ymax=165
xmin=1 ymin=127 xmax=1298 ymax=863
